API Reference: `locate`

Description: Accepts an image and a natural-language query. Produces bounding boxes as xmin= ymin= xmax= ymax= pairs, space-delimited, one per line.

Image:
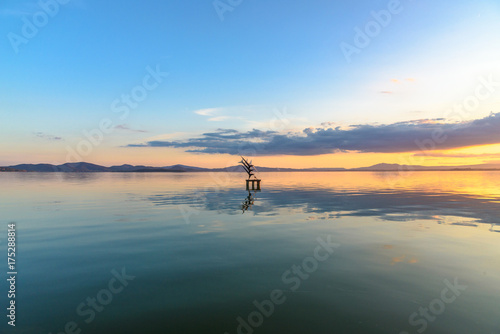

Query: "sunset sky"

xmin=1 ymin=0 xmax=500 ymax=168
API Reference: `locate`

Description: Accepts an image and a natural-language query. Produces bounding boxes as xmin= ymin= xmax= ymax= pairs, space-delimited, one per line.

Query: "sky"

xmin=1 ymin=0 xmax=500 ymax=168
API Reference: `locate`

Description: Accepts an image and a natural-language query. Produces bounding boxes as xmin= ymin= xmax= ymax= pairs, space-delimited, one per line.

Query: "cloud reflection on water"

xmin=148 ymin=185 xmax=500 ymax=230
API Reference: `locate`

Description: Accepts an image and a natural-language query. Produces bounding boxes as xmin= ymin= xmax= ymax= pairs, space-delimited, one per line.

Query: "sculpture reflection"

xmin=241 ymin=190 xmax=257 ymax=214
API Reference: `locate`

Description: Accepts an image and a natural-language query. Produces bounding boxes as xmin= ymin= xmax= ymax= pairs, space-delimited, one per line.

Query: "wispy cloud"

xmin=34 ymin=132 xmax=62 ymax=141
xmin=193 ymin=107 xmax=238 ymax=122
xmin=114 ymin=124 xmax=148 ymax=133
xmin=413 ymin=152 xmax=500 ymax=158
xmin=193 ymin=107 xmax=247 ymax=123
xmin=194 ymin=108 xmax=219 ymax=116
xmin=127 ymin=113 xmax=500 ymax=156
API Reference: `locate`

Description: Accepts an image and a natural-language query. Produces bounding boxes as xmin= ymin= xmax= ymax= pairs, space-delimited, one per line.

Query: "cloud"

xmin=127 ymin=112 xmax=500 ymax=156
xmin=193 ymin=107 xmax=244 ymax=122
xmin=34 ymin=132 xmax=62 ymax=141
xmin=194 ymin=108 xmax=218 ymax=116
xmin=413 ymin=152 xmax=500 ymax=158
xmin=114 ymin=124 xmax=148 ymax=133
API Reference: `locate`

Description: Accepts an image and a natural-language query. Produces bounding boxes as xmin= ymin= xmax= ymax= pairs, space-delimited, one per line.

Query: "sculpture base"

xmin=246 ymin=179 xmax=261 ymax=191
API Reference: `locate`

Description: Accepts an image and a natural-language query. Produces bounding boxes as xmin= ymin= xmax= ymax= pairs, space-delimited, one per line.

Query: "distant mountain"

xmin=108 ymin=164 xmax=147 ymax=172
xmin=460 ymin=163 xmax=500 ymax=170
xmin=10 ymin=163 xmax=61 ymax=172
xmin=59 ymin=162 xmax=109 ymax=172
xmin=2 ymin=162 xmax=500 ymax=172
xmin=10 ymin=162 xmax=110 ymax=172
xmin=354 ymin=163 xmax=408 ymax=171
xmin=132 ymin=168 xmax=186 ymax=173
xmin=353 ymin=163 xmax=500 ymax=171
xmin=0 ymin=167 xmax=25 ymax=172
xmin=3 ymin=162 xmax=203 ymax=173
xmin=162 ymin=164 xmax=208 ymax=172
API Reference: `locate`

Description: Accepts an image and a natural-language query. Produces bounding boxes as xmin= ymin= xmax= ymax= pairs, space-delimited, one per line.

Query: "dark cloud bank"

xmin=129 ymin=113 xmax=500 ymax=155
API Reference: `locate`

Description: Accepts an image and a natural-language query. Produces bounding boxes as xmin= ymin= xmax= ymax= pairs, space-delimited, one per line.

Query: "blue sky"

xmin=1 ymin=0 xmax=500 ymax=167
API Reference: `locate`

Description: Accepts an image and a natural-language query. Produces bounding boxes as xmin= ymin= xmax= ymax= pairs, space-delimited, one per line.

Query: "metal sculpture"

xmin=239 ymin=156 xmax=261 ymax=191
xmin=239 ymin=156 xmax=256 ymax=179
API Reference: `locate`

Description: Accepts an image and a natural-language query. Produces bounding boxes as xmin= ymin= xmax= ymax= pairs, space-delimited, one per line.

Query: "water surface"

xmin=1 ymin=172 xmax=500 ymax=334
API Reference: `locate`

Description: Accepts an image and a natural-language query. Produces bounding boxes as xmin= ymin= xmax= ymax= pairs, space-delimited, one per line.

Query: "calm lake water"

xmin=1 ymin=171 xmax=500 ymax=334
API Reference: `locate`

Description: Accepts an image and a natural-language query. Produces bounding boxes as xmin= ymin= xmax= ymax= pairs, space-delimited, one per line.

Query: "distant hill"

xmin=132 ymin=169 xmax=186 ymax=173
xmin=352 ymin=163 xmax=500 ymax=171
xmin=2 ymin=162 xmax=500 ymax=172
xmin=9 ymin=162 xmax=109 ymax=172
xmin=10 ymin=163 xmax=60 ymax=172
xmin=59 ymin=162 xmax=109 ymax=172
xmin=0 ymin=167 xmax=25 ymax=172
xmin=108 ymin=164 xmax=147 ymax=172
xmin=3 ymin=162 xmax=205 ymax=173
xmin=162 ymin=164 xmax=208 ymax=172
